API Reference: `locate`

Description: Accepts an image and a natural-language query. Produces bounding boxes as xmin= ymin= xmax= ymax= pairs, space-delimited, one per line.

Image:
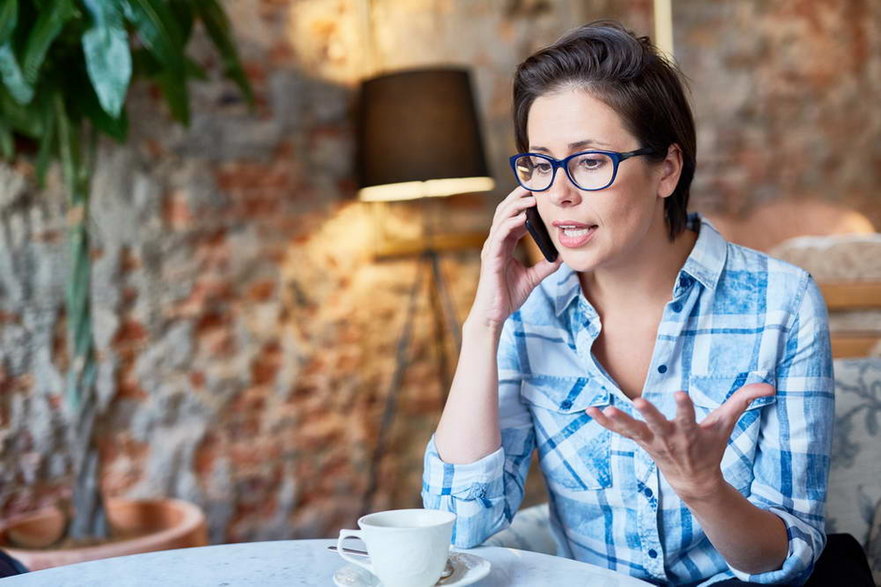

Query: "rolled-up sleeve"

xmin=731 ymin=275 xmax=834 ymax=585
xmin=422 ymin=314 xmax=536 ymax=548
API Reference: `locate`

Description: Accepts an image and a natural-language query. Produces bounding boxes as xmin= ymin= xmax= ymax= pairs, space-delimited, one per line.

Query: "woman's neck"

xmin=580 ymin=219 xmax=698 ymax=311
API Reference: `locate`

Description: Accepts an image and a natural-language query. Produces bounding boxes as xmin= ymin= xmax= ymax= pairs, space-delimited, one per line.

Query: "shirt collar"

xmin=681 ymin=213 xmax=727 ymax=292
xmin=552 ymin=264 xmax=582 ymax=316
xmin=550 ymin=213 xmax=727 ymax=317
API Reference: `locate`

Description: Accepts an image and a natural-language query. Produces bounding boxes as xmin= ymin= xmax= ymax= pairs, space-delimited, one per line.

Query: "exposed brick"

xmin=189 ymin=371 xmax=206 ymax=389
xmin=113 ymin=320 xmax=148 ymax=346
xmin=163 ymin=191 xmax=193 ymax=230
xmin=248 ymin=280 xmax=277 ymax=301
xmin=250 ymin=341 xmax=281 ymax=385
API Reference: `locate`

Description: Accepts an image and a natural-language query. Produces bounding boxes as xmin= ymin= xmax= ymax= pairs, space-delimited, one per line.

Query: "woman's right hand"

xmin=470 ymin=187 xmax=563 ymax=331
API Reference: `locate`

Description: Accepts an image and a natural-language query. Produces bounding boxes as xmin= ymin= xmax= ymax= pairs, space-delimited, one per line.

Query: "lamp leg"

xmin=426 ymin=249 xmax=462 ymax=402
xmin=361 ymin=258 xmax=424 ymax=516
xmin=361 ymin=249 xmax=462 ymax=515
xmin=426 ymin=250 xmax=452 ymax=395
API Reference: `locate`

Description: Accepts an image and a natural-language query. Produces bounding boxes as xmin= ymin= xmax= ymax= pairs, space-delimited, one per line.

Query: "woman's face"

xmin=526 ymin=87 xmax=672 ymax=273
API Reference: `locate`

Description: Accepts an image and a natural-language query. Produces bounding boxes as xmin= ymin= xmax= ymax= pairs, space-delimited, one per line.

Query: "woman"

xmin=422 ymin=21 xmax=834 ymax=585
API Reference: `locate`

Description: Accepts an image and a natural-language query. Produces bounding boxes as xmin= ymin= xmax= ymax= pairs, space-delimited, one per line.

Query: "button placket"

xmin=636 ymin=463 xmax=665 ymax=578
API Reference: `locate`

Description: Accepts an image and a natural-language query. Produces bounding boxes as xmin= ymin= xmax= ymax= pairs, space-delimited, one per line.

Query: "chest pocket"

xmin=521 ymin=376 xmax=613 ymax=491
xmin=688 ymin=370 xmax=776 ymax=492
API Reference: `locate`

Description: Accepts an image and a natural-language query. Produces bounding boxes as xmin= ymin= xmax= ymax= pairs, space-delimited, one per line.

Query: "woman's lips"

xmin=556 ymin=224 xmax=598 ymax=248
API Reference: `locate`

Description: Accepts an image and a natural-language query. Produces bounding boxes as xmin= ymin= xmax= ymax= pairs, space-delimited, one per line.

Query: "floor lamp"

xmin=356 ymin=68 xmax=495 ymax=514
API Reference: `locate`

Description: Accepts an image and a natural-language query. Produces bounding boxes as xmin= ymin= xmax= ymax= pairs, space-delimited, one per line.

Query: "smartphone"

xmin=525 ymin=205 xmax=559 ymax=263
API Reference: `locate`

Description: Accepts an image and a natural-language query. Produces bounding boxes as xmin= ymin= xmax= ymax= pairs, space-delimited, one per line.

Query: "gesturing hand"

xmin=585 ymin=383 xmax=775 ymax=502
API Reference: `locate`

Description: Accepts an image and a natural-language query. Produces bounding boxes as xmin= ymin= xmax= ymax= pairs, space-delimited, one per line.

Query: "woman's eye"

xmin=535 ymin=162 xmax=552 ymax=174
xmin=578 ymin=157 xmax=605 ymax=170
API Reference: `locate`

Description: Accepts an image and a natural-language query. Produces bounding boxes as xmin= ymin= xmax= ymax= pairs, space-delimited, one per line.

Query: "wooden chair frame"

xmin=818 ymin=282 xmax=881 ymax=358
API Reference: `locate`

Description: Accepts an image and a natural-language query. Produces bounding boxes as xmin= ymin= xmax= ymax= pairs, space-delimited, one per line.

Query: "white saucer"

xmin=333 ymin=551 xmax=492 ymax=586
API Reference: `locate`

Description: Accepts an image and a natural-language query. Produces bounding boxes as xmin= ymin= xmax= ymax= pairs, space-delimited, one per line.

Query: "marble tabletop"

xmin=0 ymin=538 xmax=652 ymax=586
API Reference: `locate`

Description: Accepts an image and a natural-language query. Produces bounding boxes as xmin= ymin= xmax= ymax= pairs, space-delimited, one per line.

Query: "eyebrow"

xmin=529 ymin=139 xmax=613 ymax=153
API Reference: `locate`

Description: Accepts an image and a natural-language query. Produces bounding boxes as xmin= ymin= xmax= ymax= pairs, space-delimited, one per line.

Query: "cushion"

xmin=483 ymin=503 xmax=556 ymax=555
xmin=826 ymin=358 xmax=881 ymax=560
xmin=769 ymin=234 xmax=881 ymax=281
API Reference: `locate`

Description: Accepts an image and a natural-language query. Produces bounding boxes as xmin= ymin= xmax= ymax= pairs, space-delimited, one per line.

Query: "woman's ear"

xmin=658 ymin=144 xmax=683 ymax=199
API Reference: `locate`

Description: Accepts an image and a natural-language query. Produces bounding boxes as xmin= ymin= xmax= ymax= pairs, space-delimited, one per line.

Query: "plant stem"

xmin=54 ymin=94 xmax=108 ymax=540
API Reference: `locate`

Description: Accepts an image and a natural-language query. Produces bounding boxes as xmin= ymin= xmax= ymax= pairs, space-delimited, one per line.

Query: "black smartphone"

xmin=525 ymin=205 xmax=558 ymax=263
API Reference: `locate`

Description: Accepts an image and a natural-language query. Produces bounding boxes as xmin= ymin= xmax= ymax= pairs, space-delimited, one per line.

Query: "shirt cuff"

xmin=727 ymin=508 xmax=823 ymax=585
xmin=422 ymin=435 xmax=505 ymax=501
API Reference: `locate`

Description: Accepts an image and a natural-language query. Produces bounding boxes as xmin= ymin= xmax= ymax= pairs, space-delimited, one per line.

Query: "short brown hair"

xmin=513 ymin=21 xmax=696 ymax=239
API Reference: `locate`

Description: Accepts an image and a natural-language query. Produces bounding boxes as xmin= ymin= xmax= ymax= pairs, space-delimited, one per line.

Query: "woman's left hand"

xmin=585 ymin=383 xmax=774 ymax=502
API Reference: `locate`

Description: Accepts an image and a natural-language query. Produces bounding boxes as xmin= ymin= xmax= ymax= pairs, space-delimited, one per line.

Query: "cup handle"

xmin=337 ymin=530 xmax=374 ymax=575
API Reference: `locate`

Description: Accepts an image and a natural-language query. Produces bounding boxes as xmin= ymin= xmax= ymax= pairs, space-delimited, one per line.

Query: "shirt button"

xmin=643 ymin=487 xmax=653 ymax=498
xmin=648 ymin=549 xmax=658 ymax=559
xmin=657 ymin=364 xmax=668 ymax=374
xmin=560 ymin=400 xmax=572 ymax=410
xmin=671 ymin=302 xmax=683 ymax=313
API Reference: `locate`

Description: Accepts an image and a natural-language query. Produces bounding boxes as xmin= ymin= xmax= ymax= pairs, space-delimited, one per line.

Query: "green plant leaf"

xmin=35 ymin=103 xmax=56 ymax=184
xmin=0 ymin=0 xmax=18 ymax=46
xmin=184 ymin=55 xmax=206 ymax=80
xmin=82 ymin=0 xmax=131 ymax=118
xmin=54 ymin=92 xmax=78 ymax=194
xmin=154 ymin=68 xmax=189 ymax=124
xmin=22 ymin=0 xmax=77 ymax=85
xmin=60 ymin=59 xmax=128 ymax=142
xmin=0 ymin=43 xmax=34 ymax=104
xmin=125 ymin=0 xmax=188 ymax=123
xmin=0 ymin=122 xmax=13 ymax=159
xmin=130 ymin=46 xmax=160 ymax=76
xmin=193 ymin=0 xmax=254 ymax=106
xmin=169 ymin=0 xmax=194 ymax=44
xmin=0 ymin=84 xmax=43 ymax=136
xmin=72 ymin=81 xmax=129 ymax=142
xmin=124 ymin=0 xmax=184 ymax=76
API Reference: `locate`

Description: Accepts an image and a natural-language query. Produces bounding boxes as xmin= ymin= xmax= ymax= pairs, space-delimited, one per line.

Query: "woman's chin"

xmin=557 ymin=249 xmax=603 ymax=273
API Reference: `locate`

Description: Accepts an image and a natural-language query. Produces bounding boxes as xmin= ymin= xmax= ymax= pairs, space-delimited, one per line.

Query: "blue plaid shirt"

xmin=423 ymin=216 xmax=833 ymax=585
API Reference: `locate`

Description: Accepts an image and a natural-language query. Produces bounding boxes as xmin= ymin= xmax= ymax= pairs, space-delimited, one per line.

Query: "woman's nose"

xmin=545 ymin=167 xmax=582 ymax=207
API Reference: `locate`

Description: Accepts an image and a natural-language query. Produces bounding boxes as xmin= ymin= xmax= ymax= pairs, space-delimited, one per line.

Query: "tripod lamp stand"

xmin=356 ymin=67 xmax=495 ymax=513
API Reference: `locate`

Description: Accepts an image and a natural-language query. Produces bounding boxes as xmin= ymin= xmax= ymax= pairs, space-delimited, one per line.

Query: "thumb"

xmin=731 ymin=382 xmax=775 ymax=408
xmin=706 ymin=383 xmax=775 ymax=429
xmin=529 ymin=257 xmax=563 ymax=283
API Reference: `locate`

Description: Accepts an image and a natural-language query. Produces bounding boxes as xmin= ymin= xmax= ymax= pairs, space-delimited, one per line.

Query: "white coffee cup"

xmin=336 ymin=508 xmax=456 ymax=587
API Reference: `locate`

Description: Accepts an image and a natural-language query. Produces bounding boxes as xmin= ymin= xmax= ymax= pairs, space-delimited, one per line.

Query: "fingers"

xmin=704 ymin=383 xmax=775 ymax=430
xmin=485 ymin=190 xmax=534 ymax=248
xmin=586 ymin=406 xmax=652 ymax=443
xmin=733 ymin=382 xmax=775 ymax=404
xmin=483 ymin=210 xmax=529 ymax=260
xmin=673 ymin=392 xmax=697 ymax=430
xmin=633 ymin=397 xmax=674 ymax=436
xmin=526 ymin=255 xmax=564 ymax=284
xmin=491 ymin=186 xmax=535 ymax=229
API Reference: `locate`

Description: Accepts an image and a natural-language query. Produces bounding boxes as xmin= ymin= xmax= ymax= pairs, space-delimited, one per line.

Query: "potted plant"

xmin=0 ymin=0 xmax=253 ymax=568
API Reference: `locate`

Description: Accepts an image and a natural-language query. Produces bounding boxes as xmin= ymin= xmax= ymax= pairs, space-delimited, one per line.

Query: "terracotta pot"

xmin=0 ymin=498 xmax=208 ymax=571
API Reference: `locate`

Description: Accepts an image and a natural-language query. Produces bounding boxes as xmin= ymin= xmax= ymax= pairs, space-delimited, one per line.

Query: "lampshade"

xmin=356 ymin=67 xmax=495 ymax=202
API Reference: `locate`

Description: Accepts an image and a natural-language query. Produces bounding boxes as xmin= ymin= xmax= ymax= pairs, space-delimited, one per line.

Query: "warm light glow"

xmin=653 ymin=0 xmax=674 ymax=58
xmin=357 ymin=177 xmax=495 ymax=202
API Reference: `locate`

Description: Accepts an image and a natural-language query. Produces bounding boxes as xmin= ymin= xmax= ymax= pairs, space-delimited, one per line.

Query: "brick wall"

xmin=677 ymin=0 xmax=881 ymax=227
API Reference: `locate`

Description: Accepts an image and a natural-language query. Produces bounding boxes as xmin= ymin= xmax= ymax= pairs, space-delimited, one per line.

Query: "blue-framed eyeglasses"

xmin=508 ymin=147 xmax=656 ymax=192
